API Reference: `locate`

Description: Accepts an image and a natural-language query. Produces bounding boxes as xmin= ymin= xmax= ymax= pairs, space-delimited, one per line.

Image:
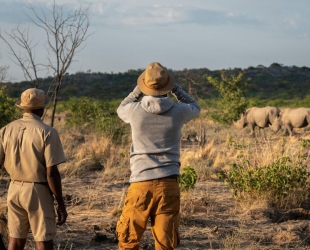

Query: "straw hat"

xmin=137 ymin=62 xmax=175 ymax=96
xmin=15 ymin=88 xmax=49 ymax=110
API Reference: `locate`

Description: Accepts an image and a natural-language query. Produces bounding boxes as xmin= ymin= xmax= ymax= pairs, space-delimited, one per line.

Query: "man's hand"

xmin=47 ymin=165 xmax=67 ymax=225
xmin=56 ymin=207 xmax=68 ymax=226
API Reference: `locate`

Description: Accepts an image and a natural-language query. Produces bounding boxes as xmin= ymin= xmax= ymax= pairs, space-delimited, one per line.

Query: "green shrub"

xmin=63 ymin=97 xmax=127 ymax=142
xmin=220 ymin=156 xmax=310 ymax=209
xmin=179 ymin=166 xmax=197 ymax=193
xmin=205 ymin=71 xmax=249 ymax=124
xmin=299 ymin=139 xmax=310 ymax=149
xmin=0 ymin=86 xmax=20 ymax=128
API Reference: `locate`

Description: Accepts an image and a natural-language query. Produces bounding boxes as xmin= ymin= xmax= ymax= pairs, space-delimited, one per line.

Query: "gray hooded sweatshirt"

xmin=117 ymin=84 xmax=201 ymax=182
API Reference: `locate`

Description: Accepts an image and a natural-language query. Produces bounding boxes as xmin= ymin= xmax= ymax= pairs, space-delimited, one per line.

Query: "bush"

xmin=220 ymin=156 xmax=310 ymax=209
xmin=179 ymin=166 xmax=197 ymax=193
xmin=205 ymin=71 xmax=249 ymax=124
xmin=0 ymin=87 xmax=20 ymax=128
xmin=63 ymin=97 xmax=127 ymax=142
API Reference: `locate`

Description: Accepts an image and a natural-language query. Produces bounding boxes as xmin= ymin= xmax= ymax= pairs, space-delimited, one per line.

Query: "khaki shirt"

xmin=0 ymin=113 xmax=66 ymax=182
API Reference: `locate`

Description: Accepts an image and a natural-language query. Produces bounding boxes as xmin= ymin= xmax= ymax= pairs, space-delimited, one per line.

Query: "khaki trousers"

xmin=116 ymin=177 xmax=180 ymax=250
xmin=7 ymin=181 xmax=56 ymax=241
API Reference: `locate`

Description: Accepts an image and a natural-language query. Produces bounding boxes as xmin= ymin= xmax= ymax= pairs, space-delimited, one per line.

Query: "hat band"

xmin=143 ymin=77 xmax=170 ymax=90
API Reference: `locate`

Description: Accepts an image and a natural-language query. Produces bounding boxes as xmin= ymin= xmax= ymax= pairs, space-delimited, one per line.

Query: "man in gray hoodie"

xmin=116 ymin=62 xmax=200 ymax=250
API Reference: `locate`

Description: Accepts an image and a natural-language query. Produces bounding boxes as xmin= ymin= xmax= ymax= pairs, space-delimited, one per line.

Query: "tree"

xmin=0 ymin=65 xmax=9 ymax=84
xmin=0 ymin=52 xmax=9 ymax=83
xmin=206 ymin=71 xmax=249 ymax=124
xmin=0 ymin=1 xmax=91 ymax=126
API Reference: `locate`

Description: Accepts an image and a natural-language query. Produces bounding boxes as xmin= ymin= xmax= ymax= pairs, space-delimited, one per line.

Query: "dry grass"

xmin=1 ymin=113 xmax=310 ymax=249
xmin=57 ymin=129 xmax=130 ymax=180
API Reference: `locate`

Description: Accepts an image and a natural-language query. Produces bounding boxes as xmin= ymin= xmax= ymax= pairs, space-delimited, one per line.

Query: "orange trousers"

xmin=116 ymin=177 xmax=180 ymax=250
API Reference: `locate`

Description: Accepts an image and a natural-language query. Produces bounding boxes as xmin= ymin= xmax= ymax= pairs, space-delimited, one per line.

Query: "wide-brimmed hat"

xmin=15 ymin=88 xmax=49 ymax=110
xmin=137 ymin=62 xmax=175 ymax=96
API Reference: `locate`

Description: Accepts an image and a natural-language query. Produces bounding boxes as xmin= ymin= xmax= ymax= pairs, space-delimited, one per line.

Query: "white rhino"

xmin=233 ymin=106 xmax=280 ymax=136
xmin=269 ymin=107 xmax=310 ymax=136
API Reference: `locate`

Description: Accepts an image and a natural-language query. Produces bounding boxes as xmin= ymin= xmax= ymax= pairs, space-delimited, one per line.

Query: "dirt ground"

xmin=2 ymin=167 xmax=310 ymax=250
xmin=2 ymin=123 xmax=310 ymax=249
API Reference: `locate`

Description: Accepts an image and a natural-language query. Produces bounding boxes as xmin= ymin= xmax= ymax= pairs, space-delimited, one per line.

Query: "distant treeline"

xmin=1 ymin=63 xmax=310 ymax=102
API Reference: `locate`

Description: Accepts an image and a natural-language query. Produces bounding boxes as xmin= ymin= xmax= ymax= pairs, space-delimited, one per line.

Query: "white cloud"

xmin=289 ymin=19 xmax=297 ymax=28
xmin=1 ymin=0 xmax=310 ymax=81
xmin=92 ymin=2 xmax=105 ymax=14
xmin=227 ymin=12 xmax=239 ymax=18
xmin=119 ymin=5 xmax=188 ymax=26
xmin=283 ymin=14 xmax=300 ymax=28
xmin=87 ymin=3 xmax=264 ymax=29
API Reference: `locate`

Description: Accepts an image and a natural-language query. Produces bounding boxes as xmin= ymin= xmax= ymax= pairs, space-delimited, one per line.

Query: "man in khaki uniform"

xmin=0 ymin=88 xmax=67 ymax=250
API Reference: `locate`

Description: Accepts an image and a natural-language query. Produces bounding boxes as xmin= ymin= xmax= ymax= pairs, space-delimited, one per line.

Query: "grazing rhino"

xmin=233 ymin=106 xmax=280 ymax=136
xmin=269 ymin=107 xmax=310 ymax=136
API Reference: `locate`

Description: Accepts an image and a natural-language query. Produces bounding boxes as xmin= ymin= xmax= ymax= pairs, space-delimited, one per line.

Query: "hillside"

xmin=1 ymin=64 xmax=310 ymax=102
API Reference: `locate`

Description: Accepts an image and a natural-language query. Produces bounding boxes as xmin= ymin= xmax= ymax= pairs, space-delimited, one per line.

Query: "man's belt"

xmin=12 ymin=180 xmax=48 ymax=185
xmin=158 ymin=175 xmax=179 ymax=180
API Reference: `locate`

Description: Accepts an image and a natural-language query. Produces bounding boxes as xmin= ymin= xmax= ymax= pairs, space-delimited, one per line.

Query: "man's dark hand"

xmin=56 ymin=207 xmax=68 ymax=226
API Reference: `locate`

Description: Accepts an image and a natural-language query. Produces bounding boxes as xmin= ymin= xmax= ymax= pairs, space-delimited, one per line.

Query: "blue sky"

xmin=0 ymin=0 xmax=309 ymax=81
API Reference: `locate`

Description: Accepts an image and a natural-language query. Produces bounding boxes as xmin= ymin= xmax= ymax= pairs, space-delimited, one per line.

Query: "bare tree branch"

xmin=0 ymin=26 xmax=43 ymax=86
xmin=0 ymin=0 xmax=92 ymax=126
xmin=0 ymin=52 xmax=9 ymax=83
xmin=26 ymin=1 xmax=91 ymax=78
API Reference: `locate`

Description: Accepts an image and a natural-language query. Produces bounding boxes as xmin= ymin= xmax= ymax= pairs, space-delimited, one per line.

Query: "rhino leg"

xmin=304 ymin=124 xmax=310 ymax=131
xmin=249 ymin=124 xmax=255 ymax=137
xmin=305 ymin=115 xmax=310 ymax=127
xmin=260 ymin=127 xmax=266 ymax=138
xmin=285 ymin=124 xmax=294 ymax=136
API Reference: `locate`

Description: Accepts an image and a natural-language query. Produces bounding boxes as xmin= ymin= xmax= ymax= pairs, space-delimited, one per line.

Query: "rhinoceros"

xmin=233 ymin=106 xmax=280 ymax=136
xmin=269 ymin=107 xmax=310 ymax=136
